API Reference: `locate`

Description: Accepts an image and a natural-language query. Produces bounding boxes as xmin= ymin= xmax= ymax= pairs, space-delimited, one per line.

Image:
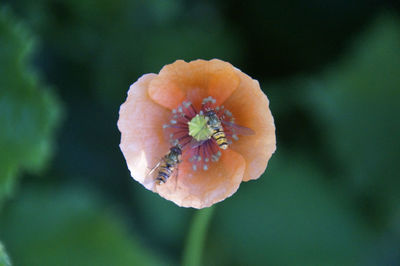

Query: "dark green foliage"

xmin=207 ymin=151 xmax=371 ymax=266
xmin=0 ymin=185 xmax=167 ymax=266
xmin=8 ymin=0 xmax=241 ymax=108
xmin=305 ymin=14 xmax=400 ymax=222
xmin=0 ymin=9 xmax=62 ymax=205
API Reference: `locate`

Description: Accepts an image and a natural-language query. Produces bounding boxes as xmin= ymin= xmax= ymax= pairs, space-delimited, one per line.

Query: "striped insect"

xmin=204 ymin=110 xmax=229 ymax=149
xmin=190 ymin=110 xmax=255 ymax=150
xmin=148 ymin=145 xmax=182 ymax=185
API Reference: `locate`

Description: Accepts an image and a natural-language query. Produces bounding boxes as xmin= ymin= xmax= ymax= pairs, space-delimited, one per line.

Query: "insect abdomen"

xmin=156 ymin=163 xmax=174 ymax=184
xmin=212 ymin=129 xmax=228 ymax=149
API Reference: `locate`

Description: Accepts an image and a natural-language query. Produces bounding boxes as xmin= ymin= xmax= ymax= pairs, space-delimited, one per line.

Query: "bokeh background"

xmin=1 ymin=1 xmax=400 ymax=265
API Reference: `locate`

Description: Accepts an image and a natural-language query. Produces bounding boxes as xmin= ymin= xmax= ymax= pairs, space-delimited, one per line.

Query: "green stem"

xmin=182 ymin=206 xmax=215 ymax=266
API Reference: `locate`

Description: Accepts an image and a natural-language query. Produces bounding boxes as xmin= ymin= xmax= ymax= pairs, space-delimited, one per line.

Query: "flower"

xmin=118 ymin=59 xmax=276 ymax=208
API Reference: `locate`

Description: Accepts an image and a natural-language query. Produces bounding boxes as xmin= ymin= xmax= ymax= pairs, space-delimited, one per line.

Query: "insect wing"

xmin=188 ymin=138 xmax=208 ymax=149
xmin=147 ymin=160 xmax=161 ymax=177
xmin=222 ymin=121 xmax=255 ymax=136
xmin=172 ymin=165 xmax=180 ymax=191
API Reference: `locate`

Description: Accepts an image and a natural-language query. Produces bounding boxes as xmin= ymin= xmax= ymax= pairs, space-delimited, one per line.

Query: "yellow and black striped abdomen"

xmin=212 ymin=128 xmax=228 ymax=149
xmin=156 ymin=162 xmax=175 ymax=184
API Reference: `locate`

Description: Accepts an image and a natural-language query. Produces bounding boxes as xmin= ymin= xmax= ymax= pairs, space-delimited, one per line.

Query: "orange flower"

xmin=118 ymin=59 xmax=276 ymax=208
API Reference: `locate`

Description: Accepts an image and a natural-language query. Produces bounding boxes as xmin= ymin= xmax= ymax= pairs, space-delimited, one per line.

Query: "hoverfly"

xmin=190 ymin=110 xmax=255 ymax=150
xmin=204 ymin=110 xmax=229 ymax=149
xmin=148 ymin=145 xmax=182 ymax=185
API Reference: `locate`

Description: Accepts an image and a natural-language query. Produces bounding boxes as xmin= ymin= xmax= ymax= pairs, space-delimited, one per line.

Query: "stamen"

xmin=163 ymin=97 xmax=254 ymax=173
xmin=167 ymin=125 xmax=187 ymax=129
xmin=187 ymin=103 xmax=197 ymax=117
xmin=171 ymin=139 xmax=179 ymax=146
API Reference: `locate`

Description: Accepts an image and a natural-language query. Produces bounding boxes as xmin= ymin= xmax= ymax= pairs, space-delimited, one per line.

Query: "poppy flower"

xmin=118 ymin=59 xmax=276 ymax=209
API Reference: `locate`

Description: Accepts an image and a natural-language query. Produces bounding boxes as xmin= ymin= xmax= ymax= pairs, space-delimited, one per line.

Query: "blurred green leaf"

xmin=0 ymin=242 xmax=12 ymax=266
xmin=205 ymin=151 xmax=371 ymax=266
xmin=303 ymin=13 xmax=400 ymax=220
xmin=6 ymin=0 xmax=242 ymax=108
xmin=0 ymin=185 xmax=167 ymax=266
xmin=0 ymin=8 xmax=62 ymax=204
xmin=132 ymin=184 xmax=190 ymax=250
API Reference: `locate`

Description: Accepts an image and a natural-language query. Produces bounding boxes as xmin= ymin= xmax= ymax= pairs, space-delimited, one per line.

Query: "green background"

xmin=0 ymin=1 xmax=399 ymax=265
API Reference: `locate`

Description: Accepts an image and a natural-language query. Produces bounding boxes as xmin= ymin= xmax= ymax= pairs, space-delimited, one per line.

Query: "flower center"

xmin=162 ymin=96 xmax=252 ymax=171
xmin=188 ymin=114 xmax=212 ymax=141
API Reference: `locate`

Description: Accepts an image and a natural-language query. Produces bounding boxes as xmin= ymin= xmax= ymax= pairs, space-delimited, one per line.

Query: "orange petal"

xmin=117 ymin=74 xmax=172 ymax=191
xmin=156 ymin=149 xmax=246 ymax=209
xmin=148 ymin=59 xmax=239 ymax=110
xmin=224 ymin=68 xmax=276 ymax=181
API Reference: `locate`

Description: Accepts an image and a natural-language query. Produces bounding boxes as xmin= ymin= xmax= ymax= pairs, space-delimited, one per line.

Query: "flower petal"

xmin=156 ymin=149 xmax=246 ymax=209
xmin=148 ymin=59 xmax=239 ymax=110
xmin=224 ymin=68 xmax=276 ymax=181
xmin=118 ymin=74 xmax=172 ymax=191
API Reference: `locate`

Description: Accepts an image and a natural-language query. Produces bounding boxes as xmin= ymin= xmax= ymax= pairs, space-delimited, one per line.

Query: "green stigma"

xmin=188 ymin=114 xmax=212 ymax=141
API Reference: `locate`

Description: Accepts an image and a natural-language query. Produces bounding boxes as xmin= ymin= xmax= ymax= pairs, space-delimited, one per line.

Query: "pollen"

xmin=162 ymin=96 xmax=255 ymax=174
xmin=188 ymin=114 xmax=212 ymax=141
